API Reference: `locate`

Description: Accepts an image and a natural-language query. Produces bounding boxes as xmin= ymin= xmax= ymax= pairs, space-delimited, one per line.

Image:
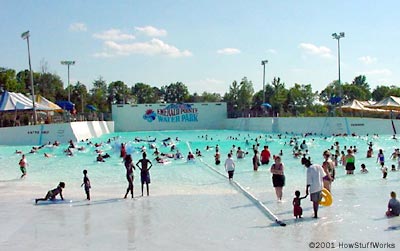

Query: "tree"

xmin=320 ymin=80 xmax=338 ymax=103
xmin=269 ymin=77 xmax=288 ymax=114
xmin=89 ymin=77 xmax=109 ymax=112
xmin=346 ymin=75 xmax=371 ymax=101
xmin=71 ymin=81 xmax=88 ymax=112
xmin=16 ymin=70 xmax=37 ymax=94
xmin=131 ymin=83 xmax=159 ymax=103
xmin=189 ymin=92 xmax=222 ymax=102
xmin=371 ymin=86 xmax=391 ymax=101
xmin=160 ymin=82 xmax=190 ymax=103
xmin=108 ymin=80 xmax=131 ymax=104
xmin=36 ymin=72 xmax=64 ymax=101
xmin=223 ymin=80 xmax=240 ymax=117
xmin=352 ymin=75 xmax=370 ymax=91
xmin=237 ymin=77 xmax=254 ymax=113
xmin=223 ymin=77 xmax=255 ymax=117
xmin=287 ymin=83 xmax=314 ymax=115
xmin=0 ymin=67 xmax=24 ymax=93
xmin=342 ymin=83 xmax=371 ymax=102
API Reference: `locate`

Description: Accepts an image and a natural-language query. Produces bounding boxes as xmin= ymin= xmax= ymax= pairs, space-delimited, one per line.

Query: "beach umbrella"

xmin=261 ymin=103 xmax=272 ymax=109
xmin=56 ymin=100 xmax=75 ymax=111
xmin=86 ymin=104 xmax=97 ymax=111
xmin=329 ymin=96 xmax=342 ymax=105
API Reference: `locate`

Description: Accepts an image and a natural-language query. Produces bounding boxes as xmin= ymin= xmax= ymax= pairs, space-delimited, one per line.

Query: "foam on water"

xmin=1 ymin=130 xmax=400 ymax=250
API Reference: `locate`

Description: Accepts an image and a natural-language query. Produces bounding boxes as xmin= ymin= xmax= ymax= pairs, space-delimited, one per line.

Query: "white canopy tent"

xmin=0 ymin=91 xmax=51 ymax=111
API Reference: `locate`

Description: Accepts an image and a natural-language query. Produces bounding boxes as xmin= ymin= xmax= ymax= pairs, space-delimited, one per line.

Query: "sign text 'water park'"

xmin=143 ymin=104 xmax=199 ymax=123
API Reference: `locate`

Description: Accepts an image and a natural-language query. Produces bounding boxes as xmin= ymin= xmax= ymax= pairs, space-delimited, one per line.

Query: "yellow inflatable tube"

xmin=319 ymin=188 xmax=333 ymax=206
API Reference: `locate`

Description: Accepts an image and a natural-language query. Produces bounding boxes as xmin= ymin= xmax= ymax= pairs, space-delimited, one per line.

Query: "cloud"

xmin=92 ymin=52 xmax=114 ymax=58
xmin=202 ymin=78 xmax=224 ymax=85
xmin=291 ymin=68 xmax=306 ymax=73
xmin=299 ymin=43 xmax=333 ymax=58
xmin=93 ymin=29 xmax=135 ymax=41
xmin=358 ymin=69 xmax=392 ymax=76
xmin=69 ymin=22 xmax=87 ymax=32
xmin=216 ymin=48 xmax=241 ymax=55
xmin=359 ymin=56 xmax=377 ymax=65
xmin=93 ymin=38 xmax=192 ymax=58
xmin=135 ymin=26 xmax=167 ymax=37
xmin=268 ymin=49 xmax=277 ymax=54
xmin=189 ymin=78 xmax=226 ymax=94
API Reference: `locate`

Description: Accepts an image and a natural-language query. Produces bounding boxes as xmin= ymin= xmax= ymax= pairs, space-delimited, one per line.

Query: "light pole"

xmin=261 ymin=60 xmax=268 ymax=103
xmin=332 ymin=32 xmax=345 ymax=111
xmin=21 ymin=30 xmax=37 ymax=125
xmin=61 ymin=60 xmax=76 ymax=102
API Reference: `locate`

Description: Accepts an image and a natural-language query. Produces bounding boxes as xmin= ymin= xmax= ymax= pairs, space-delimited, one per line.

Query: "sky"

xmin=1 ymin=0 xmax=399 ymax=95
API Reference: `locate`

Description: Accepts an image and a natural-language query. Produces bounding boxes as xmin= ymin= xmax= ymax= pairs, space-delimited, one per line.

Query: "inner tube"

xmin=319 ymin=188 xmax=333 ymax=206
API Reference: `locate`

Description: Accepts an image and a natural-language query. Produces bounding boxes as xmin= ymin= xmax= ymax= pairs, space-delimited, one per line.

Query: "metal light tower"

xmin=332 ymin=32 xmax=345 ymax=110
xmin=261 ymin=60 xmax=268 ymax=103
xmin=21 ymin=30 xmax=37 ymax=125
xmin=61 ymin=60 xmax=76 ymax=102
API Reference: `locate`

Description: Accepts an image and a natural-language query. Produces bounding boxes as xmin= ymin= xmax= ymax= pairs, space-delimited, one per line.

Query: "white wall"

xmin=225 ymin=117 xmax=400 ymax=136
xmin=112 ymin=103 xmax=227 ymax=131
xmin=111 ymin=101 xmax=400 ymax=135
xmin=0 ymin=121 xmax=114 ymax=146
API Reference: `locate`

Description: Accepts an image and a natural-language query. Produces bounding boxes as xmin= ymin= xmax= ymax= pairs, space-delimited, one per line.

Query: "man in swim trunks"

xmin=304 ymin=158 xmax=325 ymax=218
xmin=19 ymin=154 xmax=27 ymax=178
xmin=136 ymin=152 xmax=153 ymax=196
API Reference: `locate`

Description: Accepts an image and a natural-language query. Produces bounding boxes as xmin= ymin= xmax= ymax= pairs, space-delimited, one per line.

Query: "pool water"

xmin=1 ymin=130 xmax=399 ymax=250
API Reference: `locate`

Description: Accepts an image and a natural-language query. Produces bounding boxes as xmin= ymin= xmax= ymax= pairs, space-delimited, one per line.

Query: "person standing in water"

xmin=345 ymin=149 xmax=355 ymax=175
xmin=270 ymin=155 xmax=285 ymax=201
xmin=304 ymin=158 xmax=325 ymax=218
xmin=321 ymin=150 xmax=334 ymax=192
xmin=252 ymin=150 xmax=260 ymax=171
xmin=136 ymin=152 xmax=153 ymax=196
xmin=124 ymin=154 xmax=135 ymax=199
xmin=81 ymin=170 xmax=91 ymax=200
xmin=224 ymin=153 xmax=236 ymax=180
xmin=18 ymin=154 xmax=28 ymax=178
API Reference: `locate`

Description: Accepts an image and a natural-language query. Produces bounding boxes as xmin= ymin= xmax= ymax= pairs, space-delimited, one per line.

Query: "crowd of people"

xmin=17 ymin=132 xmax=400 ymax=220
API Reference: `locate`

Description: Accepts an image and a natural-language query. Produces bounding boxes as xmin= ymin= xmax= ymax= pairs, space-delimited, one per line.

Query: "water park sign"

xmin=143 ymin=103 xmax=198 ymax=123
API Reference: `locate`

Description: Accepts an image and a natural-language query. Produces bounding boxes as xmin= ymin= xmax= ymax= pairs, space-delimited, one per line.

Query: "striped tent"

xmin=36 ymin=95 xmax=63 ymax=112
xmin=0 ymin=91 xmax=51 ymax=111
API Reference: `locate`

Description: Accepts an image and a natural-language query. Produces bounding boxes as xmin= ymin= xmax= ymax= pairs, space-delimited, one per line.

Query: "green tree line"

xmin=1 ymin=66 xmax=400 ymax=117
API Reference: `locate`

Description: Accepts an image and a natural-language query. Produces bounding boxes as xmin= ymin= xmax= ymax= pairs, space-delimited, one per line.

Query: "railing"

xmin=0 ymin=112 xmax=112 ymax=128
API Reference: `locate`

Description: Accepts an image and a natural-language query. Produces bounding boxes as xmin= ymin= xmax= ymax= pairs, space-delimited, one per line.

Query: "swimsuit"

xmin=345 ymin=156 xmax=355 ymax=171
xmin=293 ymin=198 xmax=302 ymax=217
xmin=271 ymin=163 xmax=285 ymax=187
xmin=141 ymin=171 xmax=150 ymax=184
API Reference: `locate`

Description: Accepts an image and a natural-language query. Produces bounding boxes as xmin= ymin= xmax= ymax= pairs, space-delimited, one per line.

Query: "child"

xmin=391 ymin=164 xmax=397 ymax=172
xmin=377 ymin=149 xmax=385 ymax=166
xmin=81 ymin=170 xmax=91 ymax=200
xmin=187 ymin=152 xmax=195 ymax=161
xmin=360 ymin=163 xmax=368 ymax=173
xmin=35 ymin=182 xmax=65 ymax=204
xmin=293 ymin=190 xmax=307 ymax=218
xmin=381 ymin=163 xmax=388 ymax=179
xmin=214 ymin=150 xmax=221 ymax=165
xmin=386 ymin=191 xmax=400 ymax=217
